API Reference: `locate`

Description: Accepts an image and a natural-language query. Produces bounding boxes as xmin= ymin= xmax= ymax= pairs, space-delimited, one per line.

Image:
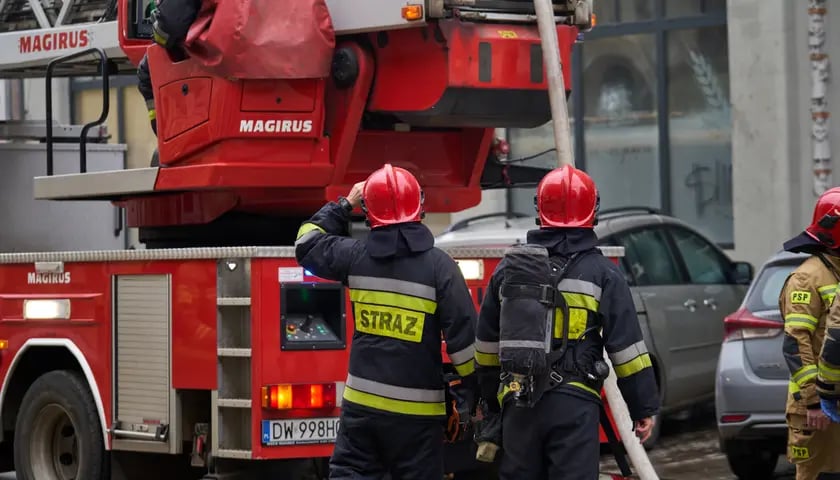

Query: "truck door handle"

xmin=703 ymin=298 xmax=717 ymax=310
xmin=683 ymin=299 xmax=697 ymax=312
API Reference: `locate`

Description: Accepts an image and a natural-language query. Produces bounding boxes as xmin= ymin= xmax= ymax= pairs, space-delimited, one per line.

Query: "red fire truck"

xmin=0 ymin=0 xmax=618 ymax=478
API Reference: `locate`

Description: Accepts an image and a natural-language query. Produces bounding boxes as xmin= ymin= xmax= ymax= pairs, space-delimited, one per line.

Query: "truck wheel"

xmin=14 ymin=370 xmax=107 ymax=480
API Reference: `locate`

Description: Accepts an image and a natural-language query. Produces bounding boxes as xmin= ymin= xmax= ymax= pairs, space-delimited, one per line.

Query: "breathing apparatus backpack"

xmin=498 ymin=243 xmax=594 ymax=408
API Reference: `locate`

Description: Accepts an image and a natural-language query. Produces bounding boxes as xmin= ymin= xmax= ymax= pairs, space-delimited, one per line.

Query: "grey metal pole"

xmin=533 ymin=0 xmax=574 ymax=168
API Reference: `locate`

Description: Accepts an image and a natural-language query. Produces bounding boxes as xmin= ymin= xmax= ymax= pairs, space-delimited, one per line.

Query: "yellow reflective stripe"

xmin=561 ymin=292 xmax=599 ymax=311
xmin=613 ymin=353 xmax=652 ymax=378
xmin=296 ymin=222 xmax=324 ymax=240
xmin=343 ymin=386 xmax=446 ymax=416
xmin=148 ymin=109 xmax=156 ymax=121
xmin=152 ymin=31 xmax=167 ymax=46
xmin=792 ymin=364 xmax=818 ymax=386
xmin=475 ymin=351 xmax=500 ymax=367
xmin=785 ymin=313 xmax=819 ymax=332
xmin=497 ymin=384 xmax=511 ymax=406
xmin=819 ymin=360 xmax=840 ymax=383
xmin=567 ymin=381 xmax=601 ymax=398
xmin=819 ymin=285 xmax=837 ymax=304
xmin=789 ymin=381 xmax=801 ymax=396
xmin=350 ymin=289 xmax=437 ymax=315
xmin=554 ymin=307 xmax=589 ymax=340
xmin=454 ymin=360 xmax=475 ymax=377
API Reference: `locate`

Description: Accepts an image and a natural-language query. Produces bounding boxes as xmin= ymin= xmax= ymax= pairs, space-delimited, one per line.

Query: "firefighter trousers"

xmin=329 ymin=406 xmax=445 ymax=480
xmin=787 ymin=413 xmax=840 ymax=480
xmin=499 ymin=391 xmax=600 ymax=480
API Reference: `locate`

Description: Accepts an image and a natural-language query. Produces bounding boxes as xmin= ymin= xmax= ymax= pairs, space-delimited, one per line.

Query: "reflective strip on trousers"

xmin=344 ymin=374 xmax=445 ymax=416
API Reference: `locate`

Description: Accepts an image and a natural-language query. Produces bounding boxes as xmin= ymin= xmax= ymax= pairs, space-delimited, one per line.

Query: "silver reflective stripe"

xmin=348 ymin=275 xmax=436 ymax=301
xmin=145 ymin=99 xmax=155 ymax=110
xmin=557 ymin=279 xmax=602 ymax=301
xmin=475 ymin=339 xmax=499 ymax=354
xmin=448 ymin=345 xmax=475 ymax=365
xmin=294 ymin=229 xmax=322 ymax=247
xmin=609 ymin=340 xmax=648 ymax=365
xmin=346 ymin=374 xmax=444 ymax=402
xmin=500 ymin=340 xmax=547 ymax=350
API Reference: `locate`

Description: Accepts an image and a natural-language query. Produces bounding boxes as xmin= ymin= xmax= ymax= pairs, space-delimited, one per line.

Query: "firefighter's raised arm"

xmin=294 ymin=182 xmax=366 ymax=283
xmin=599 ymin=260 xmax=660 ymax=423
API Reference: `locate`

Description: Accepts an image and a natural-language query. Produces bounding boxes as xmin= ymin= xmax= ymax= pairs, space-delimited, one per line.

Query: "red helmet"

xmin=534 ymin=165 xmax=599 ymax=228
xmin=805 ymin=187 xmax=840 ymax=248
xmin=362 ymin=164 xmax=424 ymax=229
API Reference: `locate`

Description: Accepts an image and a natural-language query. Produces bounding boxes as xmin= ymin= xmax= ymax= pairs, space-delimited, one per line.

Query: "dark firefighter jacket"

xmin=294 ymin=201 xmax=477 ymax=419
xmin=777 ymin=233 xmax=840 ymax=404
xmin=475 ymin=228 xmax=660 ymax=421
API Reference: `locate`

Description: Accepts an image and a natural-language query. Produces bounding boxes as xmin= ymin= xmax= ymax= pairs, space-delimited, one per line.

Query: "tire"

xmin=14 ymin=370 xmax=107 ymax=480
xmin=723 ymin=441 xmax=779 ymax=479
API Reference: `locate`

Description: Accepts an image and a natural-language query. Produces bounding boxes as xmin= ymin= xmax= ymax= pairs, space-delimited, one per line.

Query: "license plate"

xmin=261 ymin=417 xmax=340 ymax=446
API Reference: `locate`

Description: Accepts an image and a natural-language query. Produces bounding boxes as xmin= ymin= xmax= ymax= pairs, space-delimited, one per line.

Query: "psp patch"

xmin=791 ymin=291 xmax=812 ymax=305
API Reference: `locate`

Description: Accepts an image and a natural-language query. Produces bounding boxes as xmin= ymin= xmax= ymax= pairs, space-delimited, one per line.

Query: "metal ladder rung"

xmin=217 ymin=297 xmax=251 ymax=306
xmin=215 ymin=449 xmax=252 ymax=459
xmin=217 ymin=398 xmax=252 ymax=409
xmin=217 ymin=348 xmax=251 ymax=357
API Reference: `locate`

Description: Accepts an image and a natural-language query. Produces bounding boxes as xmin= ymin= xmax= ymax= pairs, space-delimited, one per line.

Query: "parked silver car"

xmin=715 ymin=250 xmax=808 ymax=479
xmin=435 ymin=208 xmax=754 ymax=446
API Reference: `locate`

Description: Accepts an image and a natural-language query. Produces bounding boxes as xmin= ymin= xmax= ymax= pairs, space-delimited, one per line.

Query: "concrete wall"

xmin=728 ymin=0 xmax=839 ymax=267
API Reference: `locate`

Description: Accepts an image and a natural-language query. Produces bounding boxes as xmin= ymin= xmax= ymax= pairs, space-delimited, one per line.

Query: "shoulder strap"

xmin=545 ymin=249 xmax=598 ymax=365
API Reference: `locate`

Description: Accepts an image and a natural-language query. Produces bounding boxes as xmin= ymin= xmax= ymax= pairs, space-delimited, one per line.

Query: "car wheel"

xmin=14 ymin=370 xmax=108 ymax=480
xmin=723 ymin=441 xmax=778 ymax=479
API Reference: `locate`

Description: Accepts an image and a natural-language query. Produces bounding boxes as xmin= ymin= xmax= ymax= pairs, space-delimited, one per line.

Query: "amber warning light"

xmin=401 ymin=5 xmax=423 ymax=21
xmin=261 ymin=383 xmax=337 ymax=410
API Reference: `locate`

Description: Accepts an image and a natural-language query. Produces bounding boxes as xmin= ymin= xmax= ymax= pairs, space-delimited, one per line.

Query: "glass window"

xmin=619 ymin=0 xmax=655 ymax=22
xmin=593 ymin=0 xmax=617 ymax=25
xmin=583 ymin=34 xmax=660 ymax=210
xmin=616 ymin=228 xmax=682 ymax=286
xmin=745 ymin=262 xmax=801 ymax=316
xmin=666 ymin=0 xmax=726 ymax=17
xmin=667 ymin=26 xmax=732 ymax=246
xmin=668 ymin=226 xmax=731 ymax=284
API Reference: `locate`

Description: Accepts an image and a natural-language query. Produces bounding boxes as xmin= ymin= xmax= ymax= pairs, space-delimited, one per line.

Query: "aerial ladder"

xmin=0 ymin=0 xmax=660 ymax=479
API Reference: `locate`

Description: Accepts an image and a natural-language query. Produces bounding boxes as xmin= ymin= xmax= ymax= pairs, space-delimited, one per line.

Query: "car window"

xmin=614 ymin=228 xmax=683 ymax=286
xmin=668 ymin=227 xmax=730 ymax=284
xmin=746 ymin=262 xmax=801 ymax=314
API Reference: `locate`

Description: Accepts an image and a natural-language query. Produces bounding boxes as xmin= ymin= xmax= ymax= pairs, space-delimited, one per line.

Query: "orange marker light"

xmin=261 ymin=383 xmax=337 ymax=410
xmin=401 ymin=5 xmax=423 ymax=21
xmin=0 ymin=340 xmax=8 ymax=350
xmin=591 ymin=13 xmax=597 ymax=28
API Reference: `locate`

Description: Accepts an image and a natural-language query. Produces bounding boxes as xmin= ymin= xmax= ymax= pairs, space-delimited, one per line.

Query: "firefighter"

xmin=137 ymin=0 xmax=201 ymax=137
xmin=474 ymin=165 xmax=659 ymax=480
xmin=294 ymin=164 xmax=477 ymax=479
xmin=777 ymin=186 xmax=840 ymax=480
